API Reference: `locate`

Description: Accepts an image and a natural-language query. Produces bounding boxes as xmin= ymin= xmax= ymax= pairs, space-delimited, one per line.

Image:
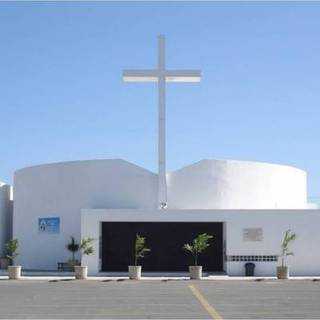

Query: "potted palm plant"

xmin=183 ymin=233 xmax=213 ymax=280
xmin=5 ymin=239 xmax=21 ymax=280
xmin=277 ymin=229 xmax=297 ymax=279
xmin=128 ymin=234 xmax=150 ymax=280
xmin=74 ymin=237 xmax=95 ymax=280
xmin=66 ymin=236 xmax=80 ymax=270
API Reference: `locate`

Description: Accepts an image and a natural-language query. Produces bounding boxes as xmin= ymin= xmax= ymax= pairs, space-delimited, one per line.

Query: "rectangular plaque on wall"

xmin=38 ymin=217 xmax=60 ymax=234
xmin=243 ymin=228 xmax=263 ymax=242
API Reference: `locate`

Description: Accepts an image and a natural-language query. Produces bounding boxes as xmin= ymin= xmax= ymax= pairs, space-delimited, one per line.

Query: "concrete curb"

xmin=1 ymin=275 xmax=320 ymax=281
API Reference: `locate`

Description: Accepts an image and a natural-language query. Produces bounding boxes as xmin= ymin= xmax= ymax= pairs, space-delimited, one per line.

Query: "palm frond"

xmin=80 ymin=237 xmax=95 ymax=256
xmin=5 ymin=239 xmax=19 ymax=262
xmin=182 ymin=233 xmax=214 ymax=265
xmin=279 ymin=229 xmax=297 ymax=264
xmin=134 ymin=234 xmax=151 ymax=265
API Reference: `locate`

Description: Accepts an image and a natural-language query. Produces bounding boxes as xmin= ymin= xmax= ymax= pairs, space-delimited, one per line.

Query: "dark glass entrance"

xmin=101 ymin=222 xmax=223 ymax=272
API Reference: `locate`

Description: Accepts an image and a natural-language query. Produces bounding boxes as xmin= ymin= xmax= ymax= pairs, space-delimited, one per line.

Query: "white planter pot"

xmin=128 ymin=266 xmax=141 ymax=280
xmin=189 ymin=266 xmax=202 ymax=280
xmin=8 ymin=266 xmax=21 ymax=280
xmin=74 ymin=266 xmax=88 ymax=280
xmin=277 ymin=266 xmax=289 ymax=279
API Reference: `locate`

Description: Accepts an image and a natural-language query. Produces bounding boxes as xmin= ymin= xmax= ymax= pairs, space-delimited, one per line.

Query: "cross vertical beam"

xmin=158 ymin=35 xmax=167 ymax=208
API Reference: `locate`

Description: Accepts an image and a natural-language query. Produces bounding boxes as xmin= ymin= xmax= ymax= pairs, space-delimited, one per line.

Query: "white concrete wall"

xmin=13 ymin=160 xmax=157 ymax=269
xmin=13 ymin=158 xmax=310 ymax=269
xmin=167 ymin=159 xmax=307 ymax=209
xmin=0 ymin=183 xmax=13 ymax=257
xmin=81 ymin=209 xmax=320 ymax=276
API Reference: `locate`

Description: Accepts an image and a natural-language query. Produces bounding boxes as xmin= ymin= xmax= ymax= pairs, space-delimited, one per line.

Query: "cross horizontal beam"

xmin=123 ymin=69 xmax=201 ymax=82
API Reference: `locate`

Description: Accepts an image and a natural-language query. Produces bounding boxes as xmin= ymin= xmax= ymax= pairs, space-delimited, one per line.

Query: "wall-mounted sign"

xmin=38 ymin=217 xmax=60 ymax=234
xmin=243 ymin=228 xmax=263 ymax=242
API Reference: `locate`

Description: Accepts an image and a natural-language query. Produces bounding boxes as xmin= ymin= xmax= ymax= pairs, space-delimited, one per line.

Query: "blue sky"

xmin=1 ymin=2 xmax=320 ymax=197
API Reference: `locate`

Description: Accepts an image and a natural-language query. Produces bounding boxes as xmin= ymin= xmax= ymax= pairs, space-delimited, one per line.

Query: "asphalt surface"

xmin=0 ymin=279 xmax=319 ymax=319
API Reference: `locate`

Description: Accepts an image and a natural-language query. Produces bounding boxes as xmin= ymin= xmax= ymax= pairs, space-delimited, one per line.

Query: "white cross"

xmin=123 ymin=35 xmax=201 ymax=209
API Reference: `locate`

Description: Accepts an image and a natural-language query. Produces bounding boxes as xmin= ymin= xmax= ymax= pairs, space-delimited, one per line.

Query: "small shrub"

xmin=183 ymin=233 xmax=213 ymax=266
xmin=66 ymin=236 xmax=79 ymax=263
xmin=133 ymin=234 xmax=150 ymax=266
xmin=5 ymin=239 xmax=19 ymax=265
xmin=279 ymin=229 xmax=297 ymax=268
xmin=80 ymin=237 xmax=95 ymax=256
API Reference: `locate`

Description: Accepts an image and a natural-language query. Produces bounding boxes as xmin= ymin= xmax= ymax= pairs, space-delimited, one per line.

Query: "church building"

xmin=0 ymin=36 xmax=319 ymax=276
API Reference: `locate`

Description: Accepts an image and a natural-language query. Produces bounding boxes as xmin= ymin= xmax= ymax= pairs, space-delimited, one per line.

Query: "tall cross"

xmin=123 ymin=35 xmax=201 ymax=209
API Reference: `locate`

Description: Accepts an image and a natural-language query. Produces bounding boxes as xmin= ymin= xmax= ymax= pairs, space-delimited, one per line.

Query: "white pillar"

xmin=158 ymin=35 xmax=167 ymax=208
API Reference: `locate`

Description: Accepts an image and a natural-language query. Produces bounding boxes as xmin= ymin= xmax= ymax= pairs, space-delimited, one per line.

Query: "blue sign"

xmin=38 ymin=217 xmax=60 ymax=234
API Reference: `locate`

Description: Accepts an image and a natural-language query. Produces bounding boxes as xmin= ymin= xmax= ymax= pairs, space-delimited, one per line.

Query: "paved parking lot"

xmin=0 ymin=279 xmax=319 ymax=319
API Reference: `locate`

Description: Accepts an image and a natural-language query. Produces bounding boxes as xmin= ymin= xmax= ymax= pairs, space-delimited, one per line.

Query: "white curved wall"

xmin=0 ymin=182 xmax=12 ymax=256
xmin=167 ymin=159 xmax=307 ymax=209
xmin=13 ymin=159 xmax=157 ymax=269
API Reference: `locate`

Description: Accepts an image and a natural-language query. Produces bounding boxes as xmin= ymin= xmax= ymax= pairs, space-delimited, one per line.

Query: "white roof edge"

xmin=14 ymin=159 xmax=157 ymax=176
xmin=13 ymin=157 xmax=306 ymax=178
xmin=170 ymin=158 xmax=306 ymax=174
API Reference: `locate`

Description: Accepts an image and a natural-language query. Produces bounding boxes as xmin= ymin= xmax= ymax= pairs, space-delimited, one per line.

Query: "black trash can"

xmin=245 ymin=262 xmax=255 ymax=276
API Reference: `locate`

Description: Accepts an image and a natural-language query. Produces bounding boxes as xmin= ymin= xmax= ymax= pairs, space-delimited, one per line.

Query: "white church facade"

xmin=0 ymin=158 xmax=318 ymax=276
xmin=0 ymin=36 xmax=320 ymax=276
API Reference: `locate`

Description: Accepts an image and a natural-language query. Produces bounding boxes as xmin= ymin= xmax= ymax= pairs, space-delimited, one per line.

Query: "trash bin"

xmin=245 ymin=262 xmax=255 ymax=276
